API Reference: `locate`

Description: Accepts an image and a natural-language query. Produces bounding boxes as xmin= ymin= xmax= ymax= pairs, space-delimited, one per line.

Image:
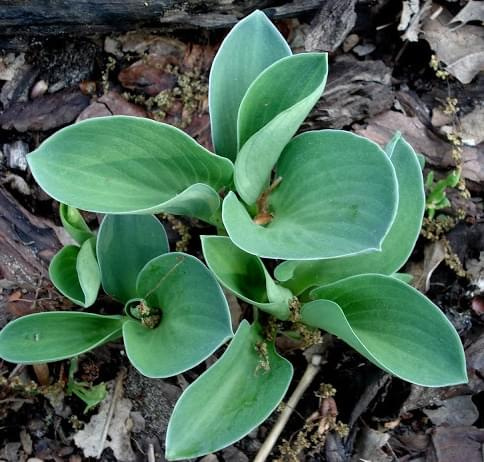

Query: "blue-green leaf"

xmin=235 ymin=53 xmax=328 ymax=204
xmin=49 ymin=237 xmax=101 ymax=307
xmin=122 ymin=253 xmax=232 ymax=378
xmin=27 ymin=116 xmax=233 ymax=222
xmin=97 ymin=214 xmax=169 ymax=303
xmin=304 ymin=274 xmax=467 ymax=387
xmin=223 ymin=130 xmax=398 ymax=260
xmin=166 ymin=321 xmax=293 ymax=460
xmin=59 ymin=203 xmax=94 ymax=245
xmin=201 ymin=236 xmax=292 ymax=320
xmin=0 ymin=312 xmax=123 ymax=363
xmin=209 ymin=10 xmax=291 ymax=161
xmin=275 ymin=134 xmax=424 ymax=291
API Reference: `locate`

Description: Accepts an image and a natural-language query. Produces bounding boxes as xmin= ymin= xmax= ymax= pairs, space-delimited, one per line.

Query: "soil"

xmin=0 ymin=1 xmax=483 ymax=461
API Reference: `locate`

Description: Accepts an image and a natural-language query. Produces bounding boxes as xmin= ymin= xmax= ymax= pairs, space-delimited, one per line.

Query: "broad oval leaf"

xmin=49 ymin=237 xmax=101 ymax=307
xmin=275 ymin=134 xmax=424 ymax=292
xmin=201 ymin=236 xmax=292 ymax=320
xmin=0 ymin=312 xmax=123 ymax=363
xmin=165 ymin=321 xmax=293 ymax=460
xmin=97 ymin=214 xmax=169 ymax=303
xmin=235 ymin=53 xmax=328 ymax=204
xmin=209 ymin=10 xmax=291 ymax=161
xmin=27 ymin=116 xmax=233 ymax=221
xmin=123 ymin=252 xmax=232 ymax=378
xmin=60 ymin=203 xmax=94 ymax=245
xmin=304 ymin=274 xmax=467 ymax=387
xmin=223 ymin=130 xmax=398 ymax=260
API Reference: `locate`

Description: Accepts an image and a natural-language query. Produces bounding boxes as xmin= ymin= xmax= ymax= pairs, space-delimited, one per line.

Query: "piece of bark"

xmin=0 ymin=62 xmax=39 ymax=109
xmin=0 ymin=88 xmax=90 ymax=132
xmin=77 ymin=91 xmax=147 ymax=121
xmin=305 ymin=0 xmax=357 ymax=52
xmin=0 ymin=186 xmax=60 ymax=286
xmin=428 ymin=426 xmax=484 ymax=462
xmin=118 ymin=56 xmax=178 ymax=96
xmin=304 ymin=55 xmax=393 ymax=130
xmin=0 ymin=1 xmax=322 ymax=37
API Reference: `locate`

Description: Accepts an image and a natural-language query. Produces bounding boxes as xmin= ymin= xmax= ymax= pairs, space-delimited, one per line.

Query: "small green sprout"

xmin=67 ymin=357 xmax=107 ymax=413
xmin=425 ymin=169 xmax=460 ymax=219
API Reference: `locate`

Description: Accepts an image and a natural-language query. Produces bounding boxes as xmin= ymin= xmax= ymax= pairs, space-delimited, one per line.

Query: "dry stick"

xmin=254 ymin=354 xmax=323 ymax=462
xmin=32 ymin=363 xmax=50 ymax=386
xmin=147 ymin=443 xmax=156 ymax=462
xmin=96 ymin=368 xmax=126 ymax=458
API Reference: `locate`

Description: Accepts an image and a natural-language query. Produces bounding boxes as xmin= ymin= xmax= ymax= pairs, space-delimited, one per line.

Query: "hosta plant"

xmin=0 ymin=10 xmax=467 ymax=460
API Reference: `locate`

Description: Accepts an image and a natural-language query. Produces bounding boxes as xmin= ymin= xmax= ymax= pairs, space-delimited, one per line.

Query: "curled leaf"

xmin=97 ymin=214 xmax=169 ymax=303
xmin=60 ymin=203 xmax=94 ymax=245
xmin=235 ymin=52 xmax=328 ymax=204
xmin=209 ymin=10 xmax=291 ymax=161
xmin=123 ymin=253 xmax=232 ymax=378
xmin=223 ymin=130 xmax=398 ymax=260
xmin=202 ymin=236 xmax=292 ymax=320
xmin=49 ymin=237 xmax=101 ymax=308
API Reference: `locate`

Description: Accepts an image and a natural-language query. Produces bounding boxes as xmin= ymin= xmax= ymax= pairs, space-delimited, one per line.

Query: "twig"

xmin=254 ymin=354 xmax=322 ymax=462
xmin=147 ymin=443 xmax=156 ymax=462
xmin=8 ymin=364 xmax=24 ymax=379
xmin=96 ymin=368 xmax=126 ymax=458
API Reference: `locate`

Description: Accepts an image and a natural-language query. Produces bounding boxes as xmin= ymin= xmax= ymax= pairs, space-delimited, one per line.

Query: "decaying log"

xmin=0 ymin=0 xmax=322 ymax=37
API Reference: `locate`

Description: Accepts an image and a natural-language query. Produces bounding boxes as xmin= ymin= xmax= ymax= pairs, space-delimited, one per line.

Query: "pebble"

xmin=221 ymin=446 xmax=249 ymax=462
xmin=199 ymin=455 xmax=218 ymax=462
xmin=343 ymin=33 xmax=359 ymax=52
xmin=353 ymin=43 xmax=376 ymax=56
xmin=3 ymin=173 xmax=32 ymax=195
xmin=30 ymin=80 xmax=48 ymax=99
xmin=4 ymin=140 xmax=29 ymax=171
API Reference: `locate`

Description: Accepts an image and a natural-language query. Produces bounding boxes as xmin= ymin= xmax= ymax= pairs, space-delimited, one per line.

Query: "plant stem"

xmin=206 ymin=205 xmax=227 ymax=235
xmin=32 ymin=363 xmax=50 ymax=385
xmin=254 ymin=354 xmax=322 ymax=462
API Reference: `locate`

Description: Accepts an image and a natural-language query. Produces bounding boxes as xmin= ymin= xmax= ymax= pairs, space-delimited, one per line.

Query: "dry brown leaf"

xmin=407 ymin=241 xmax=446 ymax=293
xmin=423 ymin=8 xmax=484 ymax=84
xmin=400 ymin=0 xmax=433 ymax=42
xmin=351 ymin=427 xmax=392 ymax=462
xmin=423 ymin=395 xmax=479 ymax=426
xmin=73 ymin=380 xmax=136 ymax=462
xmin=467 ymin=251 xmax=484 ymax=291
xmin=458 ymin=105 xmax=484 ymax=146
xmin=354 ymin=110 xmax=484 ymax=187
xmin=450 ymin=1 xmax=484 ymax=26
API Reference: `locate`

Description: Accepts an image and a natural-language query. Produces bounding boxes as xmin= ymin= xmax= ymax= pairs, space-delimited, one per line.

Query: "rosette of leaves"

xmin=0 ymin=9 xmax=468 ymax=461
xmin=0 ymin=214 xmax=232 ymax=378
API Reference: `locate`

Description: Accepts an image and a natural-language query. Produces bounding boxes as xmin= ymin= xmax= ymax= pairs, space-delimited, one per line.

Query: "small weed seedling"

xmin=0 ymin=11 xmax=467 ymax=460
xmin=425 ymin=169 xmax=460 ymax=219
